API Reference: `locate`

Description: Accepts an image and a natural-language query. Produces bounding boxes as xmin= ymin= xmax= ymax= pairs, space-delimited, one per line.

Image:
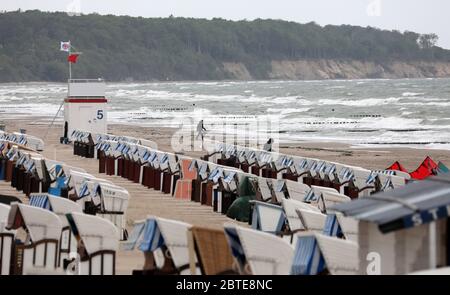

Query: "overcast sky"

xmin=3 ymin=0 xmax=450 ymax=48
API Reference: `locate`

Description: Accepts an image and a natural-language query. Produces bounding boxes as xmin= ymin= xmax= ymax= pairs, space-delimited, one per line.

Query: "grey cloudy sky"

xmin=3 ymin=0 xmax=450 ymax=48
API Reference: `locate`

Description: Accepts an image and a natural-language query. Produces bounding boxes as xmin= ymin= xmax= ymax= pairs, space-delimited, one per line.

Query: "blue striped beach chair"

xmin=290 ymin=234 xmax=326 ymax=275
xmin=223 ymin=224 xmax=247 ymax=274
xmin=29 ymin=194 xmax=51 ymax=210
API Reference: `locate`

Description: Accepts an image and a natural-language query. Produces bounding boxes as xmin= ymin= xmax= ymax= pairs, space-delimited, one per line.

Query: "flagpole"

xmin=68 ymin=40 xmax=72 ymax=80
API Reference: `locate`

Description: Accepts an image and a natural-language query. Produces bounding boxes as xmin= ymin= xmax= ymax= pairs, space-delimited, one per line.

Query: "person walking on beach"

xmin=263 ymin=138 xmax=273 ymax=152
xmin=196 ymin=120 xmax=207 ymax=148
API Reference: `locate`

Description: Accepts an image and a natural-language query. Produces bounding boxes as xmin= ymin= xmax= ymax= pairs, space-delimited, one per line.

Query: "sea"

xmin=1 ymin=78 xmax=450 ymax=150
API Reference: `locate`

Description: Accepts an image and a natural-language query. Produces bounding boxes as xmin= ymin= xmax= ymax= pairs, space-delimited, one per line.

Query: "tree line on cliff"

xmin=0 ymin=10 xmax=448 ymax=82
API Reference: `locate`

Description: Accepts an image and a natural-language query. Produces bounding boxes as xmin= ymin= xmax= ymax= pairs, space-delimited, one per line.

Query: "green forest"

xmin=0 ymin=10 xmax=449 ymax=82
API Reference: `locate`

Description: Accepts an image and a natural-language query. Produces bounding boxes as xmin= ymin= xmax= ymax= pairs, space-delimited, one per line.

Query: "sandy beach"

xmin=2 ymin=116 xmax=450 ymax=274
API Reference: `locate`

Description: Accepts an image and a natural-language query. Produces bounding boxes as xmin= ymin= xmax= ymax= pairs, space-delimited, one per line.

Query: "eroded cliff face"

xmin=223 ymin=59 xmax=450 ymax=80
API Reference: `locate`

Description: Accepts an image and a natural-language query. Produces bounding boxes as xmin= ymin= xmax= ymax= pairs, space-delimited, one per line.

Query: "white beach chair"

xmin=335 ymin=213 xmax=359 ymax=242
xmin=94 ymin=183 xmax=130 ymax=240
xmin=235 ymin=226 xmax=294 ymax=275
xmin=6 ymin=203 xmax=62 ymax=275
xmin=250 ymin=201 xmax=286 ymax=234
xmin=155 ymin=217 xmax=199 ymax=275
xmin=223 ymin=223 xmax=247 ymax=274
xmin=295 ymin=208 xmax=327 ymax=233
xmin=318 ymin=190 xmax=351 ymax=213
xmin=285 ymin=180 xmax=311 ymax=202
xmin=314 ymin=233 xmax=359 ymax=275
xmin=66 ymin=212 xmax=119 ymax=275
xmin=281 ymin=198 xmax=320 ymax=232
xmin=0 ymin=204 xmax=14 ymax=275
xmin=256 ymin=177 xmax=273 ymax=202
xmin=46 ymin=196 xmax=83 ymax=268
xmin=290 ymin=232 xmax=358 ymax=275
xmin=270 ymin=179 xmax=287 ymax=203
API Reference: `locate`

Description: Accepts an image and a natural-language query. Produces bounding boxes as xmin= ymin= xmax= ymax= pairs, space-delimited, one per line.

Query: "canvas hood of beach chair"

xmin=91 ymin=182 xmax=129 ymax=240
xmin=189 ymin=159 xmax=210 ymax=181
xmin=254 ymin=177 xmax=274 ymax=202
xmin=223 ymin=143 xmax=237 ymax=160
xmin=318 ymin=190 xmax=351 ymax=213
xmin=295 ymin=208 xmax=327 ymax=233
xmin=291 ymin=232 xmax=358 ymax=275
xmin=270 ymin=179 xmax=287 ymax=203
xmin=10 ymin=132 xmax=44 ymax=151
xmin=303 ymin=185 xmax=339 ymax=209
xmin=223 ymin=223 xmax=248 ymax=274
xmin=320 ymin=162 xmax=338 ymax=182
xmin=254 ymin=150 xmax=273 ymax=169
xmin=351 ymin=168 xmax=374 ymax=196
xmin=273 ymin=154 xmax=294 ymax=174
xmin=281 ymin=198 xmax=320 ymax=233
xmin=66 ymin=212 xmax=119 ymax=275
xmin=289 ymin=157 xmax=312 ymax=179
xmin=334 ymin=213 xmax=359 ymax=242
xmin=0 ymin=204 xmax=15 ymax=275
xmin=250 ymin=200 xmax=286 ymax=234
xmin=6 ymin=203 xmax=62 ymax=275
xmin=155 ymin=217 xmax=199 ymax=275
xmin=235 ymin=226 xmax=295 ymax=275
xmin=285 ymin=180 xmax=312 ymax=202
xmin=29 ymin=194 xmax=83 ymax=269
xmin=332 ymin=174 xmax=450 ymax=274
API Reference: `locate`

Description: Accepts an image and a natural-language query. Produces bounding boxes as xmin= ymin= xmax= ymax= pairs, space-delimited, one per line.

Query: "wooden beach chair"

xmin=28 ymin=194 xmax=83 ymax=269
xmin=66 ymin=212 xmax=119 ymax=275
xmin=187 ymin=226 xmax=236 ymax=275
xmin=235 ymin=226 xmax=295 ymax=275
xmin=281 ymin=199 xmax=320 ymax=237
xmin=0 ymin=204 xmax=14 ymax=275
xmin=6 ymin=203 xmax=62 ymax=275
xmin=249 ymin=201 xmax=286 ymax=234
xmin=156 ymin=217 xmax=199 ymax=275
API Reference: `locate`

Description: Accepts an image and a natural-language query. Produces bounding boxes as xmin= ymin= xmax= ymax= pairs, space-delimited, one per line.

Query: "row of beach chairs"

xmin=70 ymin=130 xmax=410 ymax=226
xmin=204 ymin=141 xmax=409 ymax=199
xmin=124 ymin=215 xmax=358 ymax=275
xmin=0 ymin=130 xmax=44 ymax=151
xmin=0 ymin=136 xmax=130 ymax=275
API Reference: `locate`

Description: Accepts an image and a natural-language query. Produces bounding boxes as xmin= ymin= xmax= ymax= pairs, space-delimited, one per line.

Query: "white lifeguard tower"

xmin=63 ymin=79 xmax=108 ymax=139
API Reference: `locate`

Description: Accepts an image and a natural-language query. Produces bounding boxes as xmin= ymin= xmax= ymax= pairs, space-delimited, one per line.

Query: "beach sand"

xmin=2 ymin=116 xmax=450 ymax=274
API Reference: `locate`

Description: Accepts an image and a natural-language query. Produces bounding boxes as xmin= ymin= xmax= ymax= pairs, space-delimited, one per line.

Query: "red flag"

xmin=68 ymin=54 xmax=79 ymax=63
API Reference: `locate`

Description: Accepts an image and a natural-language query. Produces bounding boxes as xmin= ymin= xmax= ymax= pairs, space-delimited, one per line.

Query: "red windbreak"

xmin=410 ymin=156 xmax=438 ymax=180
xmin=386 ymin=161 xmax=408 ymax=173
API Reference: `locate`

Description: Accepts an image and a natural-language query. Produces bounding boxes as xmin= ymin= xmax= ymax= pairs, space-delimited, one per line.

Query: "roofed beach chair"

xmin=284 ymin=180 xmax=311 ymax=202
xmin=295 ymin=209 xmax=327 ymax=233
xmin=156 ymin=217 xmax=199 ymax=275
xmin=6 ymin=203 xmax=62 ymax=275
xmin=249 ymin=200 xmax=286 ymax=234
xmin=317 ymin=190 xmax=351 ymax=213
xmin=66 ymin=212 xmax=119 ymax=275
xmin=290 ymin=232 xmax=358 ymax=275
xmin=270 ymin=179 xmax=288 ymax=203
xmin=0 ymin=204 xmax=14 ymax=275
xmin=255 ymin=177 xmax=275 ymax=202
xmin=93 ymin=183 xmax=130 ymax=240
xmin=235 ymin=226 xmax=294 ymax=275
xmin=187 ymin=226 xmax=236 ymax=275
xmin=314 ymin=233 xmax=359 ymax=275
xmin=223 ymin=223 xmax=248 ymax=274
xmin=29 ymin=194 xmax=83 ymax=269
xmin=281 ymin=198 xmax=320 ymax=233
